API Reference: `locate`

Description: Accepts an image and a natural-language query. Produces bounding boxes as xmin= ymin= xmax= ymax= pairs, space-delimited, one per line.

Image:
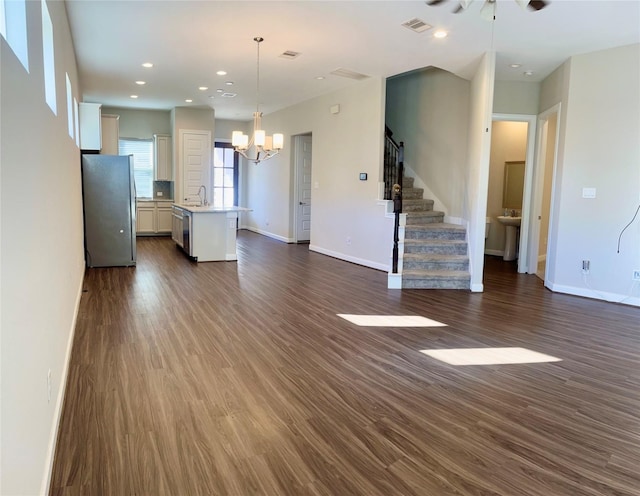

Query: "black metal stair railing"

xmin=385 ymin=126 xmax=404 ymax=274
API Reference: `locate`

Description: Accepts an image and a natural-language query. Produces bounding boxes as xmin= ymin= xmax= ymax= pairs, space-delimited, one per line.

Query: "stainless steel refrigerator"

xmin=81 ymin=154 xmax=136 ymax=267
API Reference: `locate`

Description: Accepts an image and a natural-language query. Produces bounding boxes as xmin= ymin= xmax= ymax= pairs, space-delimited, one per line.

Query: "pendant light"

xmin=232 ymin=37 xmax=284 ymax=164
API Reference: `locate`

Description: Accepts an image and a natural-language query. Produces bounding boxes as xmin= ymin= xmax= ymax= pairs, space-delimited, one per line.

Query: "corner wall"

xmin=1 ymin=1 xmax=86 ymax=493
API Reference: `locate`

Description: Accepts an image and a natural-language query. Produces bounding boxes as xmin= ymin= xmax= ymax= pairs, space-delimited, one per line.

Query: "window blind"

xmin=119 ymin=138 xmax=153 ymax=198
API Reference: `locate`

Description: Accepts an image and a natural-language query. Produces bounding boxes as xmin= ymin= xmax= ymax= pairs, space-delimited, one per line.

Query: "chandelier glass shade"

xmin=232 ymin=37 xmax=284 ymax=164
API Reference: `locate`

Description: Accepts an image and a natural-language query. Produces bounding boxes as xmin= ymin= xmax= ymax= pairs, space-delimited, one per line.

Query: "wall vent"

xmin=402 ymin=18 xmax=432 ymax=33
xmin=329 ymin=68 xmax=369 ymax=80
xmin=279 ymin=50 xmax=301 ymax=60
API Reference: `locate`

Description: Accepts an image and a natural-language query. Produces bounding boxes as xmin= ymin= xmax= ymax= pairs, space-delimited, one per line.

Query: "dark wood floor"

xmin=50 ymin=232 xmax=640 ymax=495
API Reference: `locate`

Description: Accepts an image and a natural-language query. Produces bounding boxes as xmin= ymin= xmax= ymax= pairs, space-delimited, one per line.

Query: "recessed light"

xmin=510 ymin=63 xmax=522 ymax=68
xmin=135 ymin=80 xmax=146 ymax=85
xmin=142 ymin=62 xmax=153 ymax=68
xmin=185 ymin=99 xmax=193 ymax=103
xmin=433 ymin=30 xmax=448 ymax=39
xmin=225 ymin=81 xmax=234 ymax=86
xmin=216 ymin=70 xmax=227 ymax=76
xmin=524 ymin=70 xmax=534 ymax=76
xmin=198 ymin=86 xmax=208 ymax=91
xmin=130 ymin=95 xmax=138 ymax=99
xmin=315 ymin=76 xmax=325 ymax=80
xmin=216 ymin=89 xmax=224 ymax=93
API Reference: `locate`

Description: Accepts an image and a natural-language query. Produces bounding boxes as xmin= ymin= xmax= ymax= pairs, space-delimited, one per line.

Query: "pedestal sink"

xmin=497 ymin=216 xmax=521 ymax=261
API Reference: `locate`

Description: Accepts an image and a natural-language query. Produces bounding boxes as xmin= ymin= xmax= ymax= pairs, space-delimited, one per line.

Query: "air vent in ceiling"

xmin=220 ymin=92 xmax=236 ymax=98
xmin=402 ymin=18 xmax=432 ymax=33
xmin=279 ymin=50 xmax=301 ymax=60
xmin=330 ymin=68 xmax=369 ymax=80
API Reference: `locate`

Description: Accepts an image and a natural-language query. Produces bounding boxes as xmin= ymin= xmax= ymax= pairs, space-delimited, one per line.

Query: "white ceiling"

xmin=65 ymin=0 xmax=640 ymax=120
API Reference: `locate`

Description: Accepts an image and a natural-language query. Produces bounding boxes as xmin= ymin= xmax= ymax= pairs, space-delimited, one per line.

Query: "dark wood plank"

xmin=50 ymin=232 xmax=640 ymax=495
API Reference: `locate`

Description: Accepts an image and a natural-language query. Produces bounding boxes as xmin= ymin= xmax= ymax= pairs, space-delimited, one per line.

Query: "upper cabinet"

xmin=100 ymin=114 xmax=119 ymax=155
xmin=78 ymin=102 xmax=102 ymax=151
xmin=154 ymin=134 xmax=172 ymax=181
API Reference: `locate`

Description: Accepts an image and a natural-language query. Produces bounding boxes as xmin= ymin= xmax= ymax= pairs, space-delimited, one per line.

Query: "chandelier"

xmin=232 ymin=37 xmax=284 ymax=164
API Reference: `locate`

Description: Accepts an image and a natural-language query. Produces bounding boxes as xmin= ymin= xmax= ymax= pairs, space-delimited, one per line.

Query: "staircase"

xmin=400 ymin=176 xmax=470 ymax=289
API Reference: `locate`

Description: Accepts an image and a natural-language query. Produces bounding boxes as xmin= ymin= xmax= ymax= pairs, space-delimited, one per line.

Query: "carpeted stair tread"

xmin=403 ymin=253 xmax=468 ymax=261
xmin=403 ymin=269 xmax=470 ymax=279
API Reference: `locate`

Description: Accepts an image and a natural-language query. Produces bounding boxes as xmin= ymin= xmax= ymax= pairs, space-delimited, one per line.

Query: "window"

xmin=42 ymin=0 xmax=56 ymax=114
xmin=119 ymin=138 xmax=154 ymax=198
xmin=1 ymin=0 xmax=29 ymax=72
xmin=213 ymin=142 xmax=238 ymax=208
xmin=65 ymin=73 xmax=73 ymax=138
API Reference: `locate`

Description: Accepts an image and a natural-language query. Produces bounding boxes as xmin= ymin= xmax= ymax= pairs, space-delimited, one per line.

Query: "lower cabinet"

xmin=136 ymin=201 xmax=173 ymax=235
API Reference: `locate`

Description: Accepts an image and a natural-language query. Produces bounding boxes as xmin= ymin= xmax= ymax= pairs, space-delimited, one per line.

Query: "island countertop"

xmin=172 ymin=204 xmax=252 ymax=214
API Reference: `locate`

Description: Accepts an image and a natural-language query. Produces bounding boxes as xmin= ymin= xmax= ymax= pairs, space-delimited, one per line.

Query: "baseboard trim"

xmin=547 ymin=281 xmax=640 ymax=307
xmin=309 ymin=244 xmax=389 ymax=272
xmin=242 ymin=226 xmax=294 ymax=244
xmin=484 ymin=249 xmax=505 ymax=257
xmin=388 ymin=272 xmax=402 ymax=289
xmin=471 ymin=283 xmax=484 ymax=292
xmin=42 ymin=267 xmax=85 ymax=495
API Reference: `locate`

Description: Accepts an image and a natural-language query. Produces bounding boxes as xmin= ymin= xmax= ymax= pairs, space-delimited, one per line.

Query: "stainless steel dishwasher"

xmin=182 ymin=210 xmax=192 ymax=256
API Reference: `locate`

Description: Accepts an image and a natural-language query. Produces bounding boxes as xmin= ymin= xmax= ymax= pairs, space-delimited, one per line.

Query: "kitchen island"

xmin=171 ymin=204 xmax=250 ymax=262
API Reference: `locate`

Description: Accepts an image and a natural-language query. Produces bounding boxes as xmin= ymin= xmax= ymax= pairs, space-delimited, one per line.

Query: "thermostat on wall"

xmin=359 ymin=173 xmax=367 ymax=181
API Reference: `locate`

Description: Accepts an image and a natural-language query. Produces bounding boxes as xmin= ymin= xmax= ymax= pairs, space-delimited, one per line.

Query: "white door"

xmin=180 ymin=130 xmax=211 ymax=203
xmin=295 ymin=135 xmax=312 ymax=242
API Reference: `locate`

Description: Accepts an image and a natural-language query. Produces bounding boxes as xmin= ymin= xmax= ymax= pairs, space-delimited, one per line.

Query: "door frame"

xmin=491 ymin=113 xmax=537 ymax=273
xmin=178 ymin=129 xmax=211 ymax=204
xmin=527 ymin=103 xmax=562 ymax=287
xmin=292 ymin=133 xmax=312 ymax=243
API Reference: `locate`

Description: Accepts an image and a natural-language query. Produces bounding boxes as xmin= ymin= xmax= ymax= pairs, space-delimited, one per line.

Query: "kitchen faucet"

xmin=197 ymin=185 xmax=208 ymax=206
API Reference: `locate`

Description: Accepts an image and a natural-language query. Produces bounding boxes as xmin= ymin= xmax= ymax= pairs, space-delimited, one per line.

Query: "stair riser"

xmin=402 ymin=178 xmax=414 ymax=189
xmin=405 ymin=214 xmax=444 ymax=224
xmin=405 ymin=230 xmax=466 ymax=240
xmin=403 ymin=260 xmax=469 ymax=271
xmin=403 ymin=202 xmax=435 ymax=212
xmin=402 ymin=278 xmax=470 ymax=289
xmin=402 ymin=188 xmax=424 ymax=200
xmin=404 ymin=244 xmax=467 ymax=255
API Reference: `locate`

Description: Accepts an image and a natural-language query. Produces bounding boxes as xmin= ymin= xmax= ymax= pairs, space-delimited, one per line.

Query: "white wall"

xmin=465 ymin=52 xmax=496 ymax=291
xmin=1 ymin=1 xmax=86 ymax=493
xmin=493 ymin=81 xmax=540 ymax=115
xmin=244 ymin=77 xmax=394 ymax=270
xmin=386 ymin=68 xmax=470 ymax=218
xmin=549 ymin=44 xmax=640 ymax=305
xmin=102 ymin=107 xmax=171 ymax=138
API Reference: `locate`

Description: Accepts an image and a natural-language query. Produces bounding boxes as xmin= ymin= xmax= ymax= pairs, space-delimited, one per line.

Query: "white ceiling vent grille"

xmin=402 ymin=18 xmax=432 ymax=33
xmin=221 ymin=92 xmax=237 ymax=98
xmin=329 ymin=68 xmax=370 ymax=80
xmin=279 ymin=50 xmax=301 ymax=60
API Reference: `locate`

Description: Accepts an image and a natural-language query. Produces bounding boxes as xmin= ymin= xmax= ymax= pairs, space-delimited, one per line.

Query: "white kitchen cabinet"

xmin=100 ymin=114 xmax=119 ymax=154
xmin=157 ymin=204 xmax=173 ymax=233
xmin=154 ymin=134 xmax=172 ymax=181
xmin=79 ymin=102 xmax=102 ymax=151
xmin=136 ymin=205 xmax=156 ymax=234
xmin=137 ymin=201 xmax=174 ymax=235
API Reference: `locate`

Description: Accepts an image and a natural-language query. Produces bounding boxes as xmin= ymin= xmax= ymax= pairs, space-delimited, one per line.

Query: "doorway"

xmin=293 ymin=134 xmax=312 ymax=243
xmin=487 ymin=114 xmax=537 ymax=273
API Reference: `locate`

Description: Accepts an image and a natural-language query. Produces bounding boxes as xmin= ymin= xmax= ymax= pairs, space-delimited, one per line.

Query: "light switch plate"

xmin=582 ymin=187 xmax=596 ymax=198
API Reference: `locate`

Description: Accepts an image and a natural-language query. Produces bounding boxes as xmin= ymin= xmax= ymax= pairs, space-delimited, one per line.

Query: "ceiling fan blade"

xmin=426 ymin=0 xmax=447 ymax=5
xmin=527 ymin=0 xmax=548 ymax=11
xmin=453 ymin=0 xmax=472 ymax=13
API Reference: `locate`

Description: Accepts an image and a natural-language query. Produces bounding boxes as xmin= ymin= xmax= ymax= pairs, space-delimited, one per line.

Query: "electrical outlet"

xmin=582 ymin=260 xmax=590 ymax=273
xmin=633 ymin=270 xmax=640 ymax=281
xmin=47 ymin=369 xmax=52 ymax=403
xmin=156 ymin=191 xmax=163 ymax=197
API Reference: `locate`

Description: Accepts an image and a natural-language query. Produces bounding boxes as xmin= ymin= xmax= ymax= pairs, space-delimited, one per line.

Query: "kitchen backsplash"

xmin=153 ymin=180 xmax=174 ymax=200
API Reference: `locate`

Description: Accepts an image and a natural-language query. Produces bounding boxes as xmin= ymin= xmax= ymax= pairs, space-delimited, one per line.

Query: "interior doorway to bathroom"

xmin=485 ymin=114 xmax=537 ymax=273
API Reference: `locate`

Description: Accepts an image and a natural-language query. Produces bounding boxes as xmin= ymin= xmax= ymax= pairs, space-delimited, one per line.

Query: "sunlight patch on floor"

xmin=420 ymin=347 xmax=561 ymax=365
xmin=337 ymin=314 xmax=447 ymax=327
